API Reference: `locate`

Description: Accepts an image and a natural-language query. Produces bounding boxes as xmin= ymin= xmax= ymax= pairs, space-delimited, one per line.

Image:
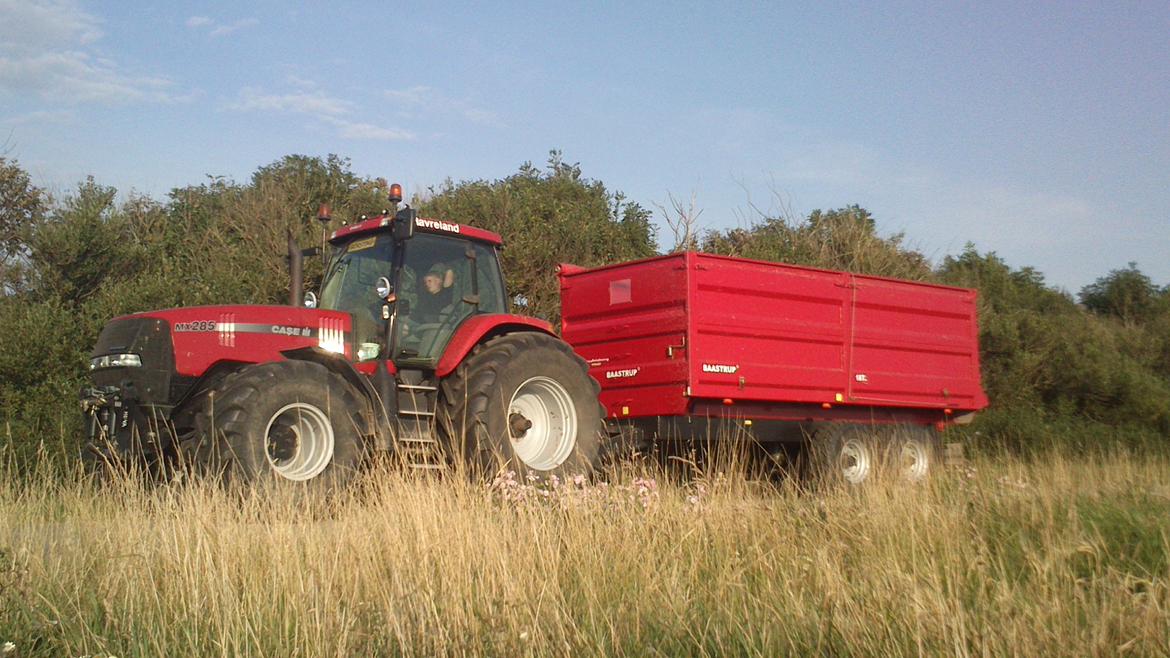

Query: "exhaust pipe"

xmin=288 ymin=229 xmax=303 ymax=307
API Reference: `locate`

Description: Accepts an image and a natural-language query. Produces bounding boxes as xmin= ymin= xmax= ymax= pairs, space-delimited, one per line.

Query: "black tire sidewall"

xmin=213 ymin=361 xmax=366 ymax=489
xmin=447 ymin=333 xmax=603 ymax=477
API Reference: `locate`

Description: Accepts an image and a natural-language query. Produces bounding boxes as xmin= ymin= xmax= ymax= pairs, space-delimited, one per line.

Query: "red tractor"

xmin=81 ymin=186 xmax=604 ymax=486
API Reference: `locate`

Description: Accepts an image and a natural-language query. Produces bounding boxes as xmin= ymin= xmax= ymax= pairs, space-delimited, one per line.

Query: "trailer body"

xmin=559 ymin=252 xmax=987 ymax=429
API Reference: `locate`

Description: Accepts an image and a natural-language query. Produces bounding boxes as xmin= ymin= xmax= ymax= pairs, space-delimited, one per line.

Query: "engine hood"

xmin=114 ymin=305 xmax=354 ymax=377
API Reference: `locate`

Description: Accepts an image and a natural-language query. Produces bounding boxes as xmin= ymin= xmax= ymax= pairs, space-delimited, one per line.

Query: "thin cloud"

xmin=0 ymin=0 xmax=103 ymax=52
xmin=0 ymin=0 xmax=189 ymax=105
xmin=230 ymin=84 xmax=412 ymax=141
xmin=0 ymin=50 xmax=183 ymax=104
xmin=382 ymin=85 xmax=502 ymax=127
xmin=0 ymin=108 xmax=76 ymax=125
xmin=209 ymin=18 xmax=259 ymax=38
xmin=323 ymin=116 xmax=415 ymax=141
xmin=184 ymin=16 xmax=212 ymax=28
xmin=230 ymin=88 xmax=352 ymax=117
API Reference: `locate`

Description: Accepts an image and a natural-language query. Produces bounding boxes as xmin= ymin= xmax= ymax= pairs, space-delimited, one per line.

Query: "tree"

xmin=1079 ymin=262 xmax=1161 ymax=324
xmin=701 ymin=204 xmax=932 ymax=281
xmin=0 ymin=157 xmax=48 ymax=292
xmin=419 ymin=151 xmax=657 ymax=323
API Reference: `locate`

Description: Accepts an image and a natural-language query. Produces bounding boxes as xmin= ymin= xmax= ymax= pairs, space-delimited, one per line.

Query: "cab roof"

xmin=328 ymin=215 xmax=503 ymax=246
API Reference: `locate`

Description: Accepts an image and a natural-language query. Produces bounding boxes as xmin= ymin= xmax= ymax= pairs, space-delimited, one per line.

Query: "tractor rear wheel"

xmin=438 ymin=332 xmax=604 ymax=477
xmin=183 ymin=360 xmax=368 ymax=489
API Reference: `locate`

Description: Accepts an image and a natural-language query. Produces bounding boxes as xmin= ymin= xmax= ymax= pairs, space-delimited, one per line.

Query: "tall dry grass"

xmin=0 ymin=452 xmax=1167 ymax=657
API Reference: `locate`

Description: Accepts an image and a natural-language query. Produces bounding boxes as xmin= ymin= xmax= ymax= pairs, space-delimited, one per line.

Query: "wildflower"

xmin=519 ymin=631 xmax=530 ymax=641
xmin=1 ymin=642 xmax=14 ymax=655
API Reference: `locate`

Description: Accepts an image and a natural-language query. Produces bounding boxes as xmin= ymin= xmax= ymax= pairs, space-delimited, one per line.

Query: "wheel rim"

xmin=899 ymin=439 xmax=930 ymax=482
xmin=507 ymin=376 xmax=578 ymax=471
xmin=838 ymin=437 xmax=873 ymax=484
xmin=263 ymin=403 xmax=335 ymax=481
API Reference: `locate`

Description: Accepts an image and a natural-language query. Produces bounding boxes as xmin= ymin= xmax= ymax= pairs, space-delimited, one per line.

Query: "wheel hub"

xmin=507 ymin=376 xmax=578 ymax=472
xmin=263 ymin=402 xmax=335 ymax=482
xmin=509 ymin=412 xmax=534 ymax=437
xmin=838 ymin=438 xmax=872 ymax=484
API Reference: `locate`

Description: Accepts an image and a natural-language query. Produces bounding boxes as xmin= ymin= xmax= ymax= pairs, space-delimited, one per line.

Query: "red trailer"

xmin=559 ymin=252 xmax=988 ymax=482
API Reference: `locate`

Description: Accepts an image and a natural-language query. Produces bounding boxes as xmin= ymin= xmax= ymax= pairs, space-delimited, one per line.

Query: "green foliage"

xmin=419 ymin=151 xmax=657 ymax=323
xmin=701 ymin=205 xmax=932 ymax=281
xmin=938 ymin=247 xmax=1170 ymax=451
xmin=0 ymin=156 xmax=48 ymax=291
xmin=1079 ymin=262 xmax=1166 ymax=324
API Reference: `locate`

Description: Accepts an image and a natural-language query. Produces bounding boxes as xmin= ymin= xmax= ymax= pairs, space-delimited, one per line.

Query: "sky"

xmin=1 ymin=1 xmax=1168 ymax=293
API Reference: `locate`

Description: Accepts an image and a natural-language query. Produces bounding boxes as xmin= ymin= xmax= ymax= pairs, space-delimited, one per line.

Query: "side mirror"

xmin=393 ymin=208 xmax=416 ymax=241
xmin=375 ymin=277 xmax=393 ymax=300
xmin=303 ymin=291 xmax=318 ymax=309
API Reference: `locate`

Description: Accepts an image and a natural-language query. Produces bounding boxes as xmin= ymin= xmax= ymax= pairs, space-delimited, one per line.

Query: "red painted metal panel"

xmin=433 ymin=315 xmax=555 ymax=377
xmin=560 ymin=255 xmax=691 ymax=418
xmin=848 ymin=275 xmax=987 ymax=409
xmin=688 ymin=253 xmax=851 ymax=404
xmin=123 ymin=305 xmax=353 ymax=377
xmin=329 ymin=215 xmax=503 ymax=245
xmin=559 ymin=252 xmax=988 ymax=419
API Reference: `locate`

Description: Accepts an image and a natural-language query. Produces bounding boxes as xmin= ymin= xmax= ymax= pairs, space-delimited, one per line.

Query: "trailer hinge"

xmin=667 ymin=336 xmax=686 ymax=358
xmin=684 ymin=386 xmax=691 ymax=397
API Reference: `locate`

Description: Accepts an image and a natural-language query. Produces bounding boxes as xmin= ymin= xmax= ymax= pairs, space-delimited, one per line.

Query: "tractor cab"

xmin=317 ymin=209 xmax=508 ymax=369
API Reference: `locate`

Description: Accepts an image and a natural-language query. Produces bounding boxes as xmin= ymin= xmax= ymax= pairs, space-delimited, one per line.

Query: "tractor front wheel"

xmin=184 ymin=360 xmax=368 ymax=489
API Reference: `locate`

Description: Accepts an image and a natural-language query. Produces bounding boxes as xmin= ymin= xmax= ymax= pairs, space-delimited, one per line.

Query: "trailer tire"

xmin=891 ymin=425 xmax=941 ymax=483
xmin=809 ymin=424 xmax=883 ymax=487
xmin=438 ymin=332 xmax=604 ymax=477
xmin=184 ymin=360 xmax=368 ymax=489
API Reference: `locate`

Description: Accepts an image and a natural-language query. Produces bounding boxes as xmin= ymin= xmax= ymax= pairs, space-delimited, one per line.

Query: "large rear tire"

xmin=437 ymin=332 xmax=604 ymax=477
xmin=183 ymin=360 xmax=369 ymax=489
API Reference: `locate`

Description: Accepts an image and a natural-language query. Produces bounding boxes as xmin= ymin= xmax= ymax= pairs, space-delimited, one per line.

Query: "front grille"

xmin=90 ymin=318 xmax=175 ymax=405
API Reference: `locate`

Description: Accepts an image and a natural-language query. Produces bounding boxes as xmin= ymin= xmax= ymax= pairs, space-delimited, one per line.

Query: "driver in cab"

xmin=414 ymin=263 xmax=455 ymax=324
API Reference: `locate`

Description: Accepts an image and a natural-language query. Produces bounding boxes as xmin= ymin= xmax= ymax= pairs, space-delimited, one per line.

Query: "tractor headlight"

xmin=89 ymin=353 xmax=143 ymax=370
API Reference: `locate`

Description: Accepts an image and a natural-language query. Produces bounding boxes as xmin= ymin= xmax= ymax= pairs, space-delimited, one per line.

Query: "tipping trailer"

xmin=559 ymin=252 xmax=988 ymax=482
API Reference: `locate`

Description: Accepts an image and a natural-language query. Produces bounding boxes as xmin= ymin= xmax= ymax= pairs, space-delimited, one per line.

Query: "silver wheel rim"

xmin=508 ymin=376 xmax=577 ymax=471
xmin=263 ymin=402 xmax=335 ymax=481
xmin=838 ymin=437 xmax=873 ymax=484
xmin=899 ymin=439 xmax=930 ymax=482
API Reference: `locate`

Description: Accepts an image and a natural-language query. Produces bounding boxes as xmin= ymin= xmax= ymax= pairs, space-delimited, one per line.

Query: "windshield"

xmin=319 ymin=233 xmax=394 ymax=360
xmin=318 ymin=230 xmax=508 ymax=366
xmin=394 ymin=233 xmax=507 ymax=367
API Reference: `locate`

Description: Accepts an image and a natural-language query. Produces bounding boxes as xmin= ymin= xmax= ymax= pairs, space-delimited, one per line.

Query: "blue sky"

xmin=2 ymin=1 xmax=1167 ymax=292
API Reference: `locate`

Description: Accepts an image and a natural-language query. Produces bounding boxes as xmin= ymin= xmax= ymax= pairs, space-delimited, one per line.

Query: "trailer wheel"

xmin=185 ymin=360 xmax=368 ymax=488
xmin=810 ymin=424 xmax=882 ymax=486
xmin=891 ymin=426 xmax=941 ymax=483
xmin=438 ymin=332 xmax=604 ymax=477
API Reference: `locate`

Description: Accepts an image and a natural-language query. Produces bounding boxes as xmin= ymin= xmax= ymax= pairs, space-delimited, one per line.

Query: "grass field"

xmin=0 ymin=451 xmax=1167 ymax=657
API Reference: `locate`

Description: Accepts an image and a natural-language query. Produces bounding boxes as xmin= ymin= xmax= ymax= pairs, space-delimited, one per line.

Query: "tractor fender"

xmin=435 ymin=314 xmax=556 ymax=378
xmin=280 ymin=346 xmax=387 ymax=439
